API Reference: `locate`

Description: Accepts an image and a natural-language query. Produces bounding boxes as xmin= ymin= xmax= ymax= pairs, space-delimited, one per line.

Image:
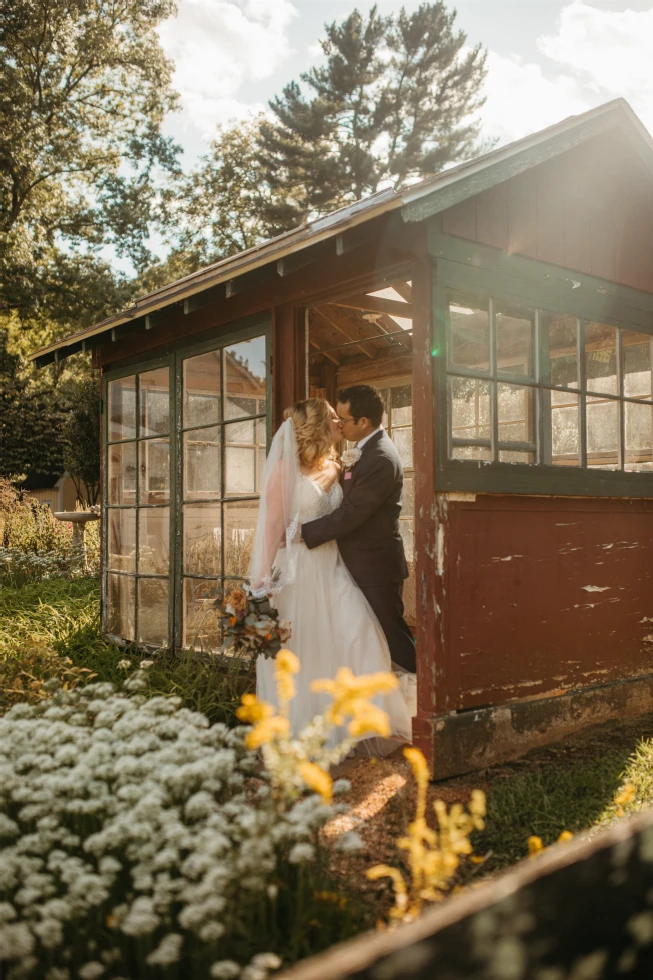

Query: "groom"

xmin=301 ymin=384 xmax=416 ymax=674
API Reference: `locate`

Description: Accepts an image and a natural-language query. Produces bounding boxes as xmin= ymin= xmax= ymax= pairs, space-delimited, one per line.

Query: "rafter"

xmin=313 ymin=306 xmax=377 ymax=358
xmin=391 ymin=281 xmax=413 ymax=303
xmin=332 ymin=293 xmax=413 ymax=318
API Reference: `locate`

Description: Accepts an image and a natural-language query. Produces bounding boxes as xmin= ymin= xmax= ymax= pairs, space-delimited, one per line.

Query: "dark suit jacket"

xmin=301 ymin=429 xmax=408 ymax=587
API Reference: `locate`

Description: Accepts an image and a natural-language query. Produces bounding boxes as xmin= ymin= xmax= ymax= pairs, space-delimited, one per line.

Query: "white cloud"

xmin=480 ymin=50 xmax=590 ymax=147
xmin=538 ymin=2 xmax=653 ymax=131
xmin=159 ymin=0 xmax=298 ymax=139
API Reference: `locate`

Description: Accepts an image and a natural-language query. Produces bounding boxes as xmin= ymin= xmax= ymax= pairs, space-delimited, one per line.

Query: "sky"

xmin=157 ymin=0 xmax=653 ymax=168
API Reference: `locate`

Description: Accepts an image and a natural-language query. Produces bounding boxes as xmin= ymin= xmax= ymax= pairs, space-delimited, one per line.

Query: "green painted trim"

xmin=430 ymin=226 xmax=653 ymax=328
xmin=403 ymin=115 xmax=624 ymax=224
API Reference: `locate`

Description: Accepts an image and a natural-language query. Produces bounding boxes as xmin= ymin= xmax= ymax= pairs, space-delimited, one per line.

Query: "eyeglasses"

xmin=336 ymin=415 xmax=360 ymax=424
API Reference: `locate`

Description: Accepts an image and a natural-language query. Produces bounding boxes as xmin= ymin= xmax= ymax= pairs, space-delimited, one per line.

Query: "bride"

xmin=249 ymin=398 xmax=412 ymax=752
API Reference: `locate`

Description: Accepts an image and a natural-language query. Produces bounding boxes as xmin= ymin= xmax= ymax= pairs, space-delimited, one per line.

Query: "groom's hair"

xmin=337 ymin=385 xmax=384 ymax=427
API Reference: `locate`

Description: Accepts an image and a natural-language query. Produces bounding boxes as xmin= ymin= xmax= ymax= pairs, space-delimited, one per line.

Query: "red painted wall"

xmin=439 ymin=494 xmax=653 ymax=710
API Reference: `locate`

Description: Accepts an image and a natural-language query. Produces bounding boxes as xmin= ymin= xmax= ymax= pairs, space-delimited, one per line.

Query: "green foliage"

xmin=1 ymin=0 xmax=180 ymax=329
xmin=164 ymin=117 xmax=284 ymax=265
xmin=0 ymin=327 xmax=67 ymax=482
xmin=62 ymin=378 xmax=101 ymax=505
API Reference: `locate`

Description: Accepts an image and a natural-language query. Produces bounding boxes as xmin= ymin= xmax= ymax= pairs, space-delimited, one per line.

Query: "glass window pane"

xmin=451 ymin=446 xmax=491 ymax=461
xmin=400 ymin=520 xmax=414 ymax=562
xmin=545 ymin=313 xmax=578 ymax=389
xmin=623 ymin=332 xmax=652 ymax=400
xmin=498 ymin=383 xmax=534 ymax=444
xmin=139 ymin=368 xmax=169 ymax=437
xmin=106 ymin=573 xmax=135 ymax=641
xmin=108 ymin=376 xmax=136 ymax=442
xmin=183 ymin=349 xmax=221 ymax=429
xmin=224 ymin=499 xmax=259 ymax=577
xmin=495 ymin=300 xmax=534 ymax=377
xmin=402 ymin=475 xmax=414 ymax=518
xmin=499 ymin=450 xmax=535 ymax=463
xmin=107 ymin=509 xmax=136 ymax=572
xmin=587 ymin=397 xmax=619 ymax=468
xmin=138 ymin=439 xmax=170 ymax=504
xmin=137 ymin=578 xmax=169 ymax=647
xmin=551 ymin=393 xmax=580 ymax=466
xmin=225 ymin=420 xmax=256 ymax=495
xmin=108 ymin=442 xmax=136 ymax=506
xmin=625 ymin=401 xmax=653 ymax=471
xmin=138 ymin=507 xmax=169 ymax=575
xmin=183 ymin=578 xmax=223 ymax=652
xmin=447 ymin=291 xmax=490 ymax=371
xmin=585 ymin=322 xmax=618 ymax=396
xmin=450 ymin=377 xmax=491 ymax=441
xmin=183 ymin=503 xmax=222 ymax=576
xmin=225 ymin=336 xmax=267 ymax=420
xmin=184 ymin=425 xmax=221 ymax=500
xmin=390 ymin=384 xmax=412 ymax=425
xmin=391 ymin=427 xmax=413 ymax=468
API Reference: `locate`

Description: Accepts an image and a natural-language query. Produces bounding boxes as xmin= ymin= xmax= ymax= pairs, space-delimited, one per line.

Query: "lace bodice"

xmin=297 ymin=475 xmax=343 ymax=522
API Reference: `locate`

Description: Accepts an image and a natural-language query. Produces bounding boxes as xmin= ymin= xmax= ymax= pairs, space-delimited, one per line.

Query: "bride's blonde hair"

xmin=284 ymin=398 xmax=338 ymax=469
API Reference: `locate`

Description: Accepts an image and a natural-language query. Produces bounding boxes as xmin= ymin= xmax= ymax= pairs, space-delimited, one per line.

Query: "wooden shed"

xmin=32 ymin=98 xmax=653 ymax=777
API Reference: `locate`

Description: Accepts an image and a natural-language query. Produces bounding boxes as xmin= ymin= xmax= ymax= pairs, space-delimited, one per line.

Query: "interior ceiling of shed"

xmin=308 ymin=281 xmax=413 ymax=368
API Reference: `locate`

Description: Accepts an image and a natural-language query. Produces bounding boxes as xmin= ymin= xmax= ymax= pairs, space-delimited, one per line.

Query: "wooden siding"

xmin=438 ymin=493 xmax=653 ymax=711
xmin=442 ymin=131 xmax=653 ymax=293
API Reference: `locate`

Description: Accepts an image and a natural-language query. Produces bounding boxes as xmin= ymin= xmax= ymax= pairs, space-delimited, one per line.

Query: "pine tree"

xmin=258 ymin=2 xmax=488 ymax=231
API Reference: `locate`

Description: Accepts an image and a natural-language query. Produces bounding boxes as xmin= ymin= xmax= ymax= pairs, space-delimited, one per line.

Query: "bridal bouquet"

xmin=214 ymin=580 xmax=292 ymax=660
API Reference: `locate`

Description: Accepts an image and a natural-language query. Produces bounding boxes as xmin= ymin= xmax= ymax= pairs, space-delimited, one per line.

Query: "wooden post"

xmin=272 ymin=304 xmax=307 ymax=428
xmin=411 ymin=242 xmax=441 ymax=766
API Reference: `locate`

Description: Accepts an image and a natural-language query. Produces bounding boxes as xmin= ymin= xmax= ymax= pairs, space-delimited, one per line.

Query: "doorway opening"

xmin=306 ymin=278 xmax=416 ymax=630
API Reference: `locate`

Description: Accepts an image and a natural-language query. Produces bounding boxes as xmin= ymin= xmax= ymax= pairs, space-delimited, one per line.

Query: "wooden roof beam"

xmin=332 ymin=293 xmax=413 ymax=318
xmin=313 ymin=307 xmax=377 ymax=358
xmin=392 ymin=280 xmax=413 ymax=303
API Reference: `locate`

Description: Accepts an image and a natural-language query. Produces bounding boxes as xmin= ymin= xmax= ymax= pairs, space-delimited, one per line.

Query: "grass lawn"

xmin=0 ymin=575 xmax=254 ymax=724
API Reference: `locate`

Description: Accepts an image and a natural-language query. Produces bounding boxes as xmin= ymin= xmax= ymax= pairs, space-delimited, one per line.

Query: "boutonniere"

xmin=341 ymin=447 xmax=362 ymax=470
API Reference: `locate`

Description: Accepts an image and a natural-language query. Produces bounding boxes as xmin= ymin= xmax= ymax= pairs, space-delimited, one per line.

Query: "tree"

xmin=163 ymin=117 xmax=287 ymax=267
xmin=257 ymin=2 xmax=489 ymax=231
xmin=0 ymin=327 xmax=67 ymax=483
xmin=1 ymin=0 xmax=181 ymax=329
xmin=62 ymin=379 xmax=101 ymax=506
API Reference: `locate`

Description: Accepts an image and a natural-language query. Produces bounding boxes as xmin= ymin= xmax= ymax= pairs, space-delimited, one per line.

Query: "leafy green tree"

xmin=258 ymin=2 xmax=489 ymax=231
xmin=162 ymin=117 xmax=287 ymax=266
xmin=1 ymin=0 xmax=180 ymax=329
xmin=0 ymin=328 xmax=66 ymax=483
xmin=62 ymin=379 xmax=101 ymax=506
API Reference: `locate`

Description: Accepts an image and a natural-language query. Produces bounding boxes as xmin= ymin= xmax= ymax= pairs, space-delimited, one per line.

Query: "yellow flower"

xmin=311 ymin=668 xmax=398 ymax=727
xmin=347 ymin=700 xmax=391 ymax=738
xmin=614 ymin=784 xmax=635 ymax=807
xmin=245 ymin=715 xmax=290 ymax=750
xmin=299 ymin=761 xmax=333 ymax=802
xmin=236 ymin=692 xmax=270 ymax=725
xmin=527 ymin=835 xmax=544 ymax=857
xmin=557 ymin=830 xmax=573 ymax=843
xmin=274 ymin=649 xmax=300 ymax=706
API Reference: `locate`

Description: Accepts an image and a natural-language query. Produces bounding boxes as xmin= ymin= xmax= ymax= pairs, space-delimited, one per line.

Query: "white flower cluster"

xmin=0 ymin=676 xmax=336 ymax=979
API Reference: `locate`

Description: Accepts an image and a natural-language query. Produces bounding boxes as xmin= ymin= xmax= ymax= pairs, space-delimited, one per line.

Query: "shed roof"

xmin=31 ymin=98 xmax=653 ymax=368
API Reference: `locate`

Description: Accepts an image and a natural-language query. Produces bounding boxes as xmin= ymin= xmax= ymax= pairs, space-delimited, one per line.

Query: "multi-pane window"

xmin=447 ymin=289 xmax=653 ymax=472
xmin=182 ymin=336 xmax=267 ymax=653
xmin=105 ymin=368 xmax=171 ymax=646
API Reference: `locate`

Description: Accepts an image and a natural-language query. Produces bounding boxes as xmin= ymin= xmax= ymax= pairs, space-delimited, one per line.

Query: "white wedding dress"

xmin=255 ymin=469 xmax=413 ymax=753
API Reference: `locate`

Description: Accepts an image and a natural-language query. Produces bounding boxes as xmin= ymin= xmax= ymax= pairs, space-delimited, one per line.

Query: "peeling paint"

xmin=491 ymin=555 xmax=524 ymax=562
xmin=436 ymin=524 xmax=445 ymax=576
xmin=582 ymin=585 xmax=611 ymax=593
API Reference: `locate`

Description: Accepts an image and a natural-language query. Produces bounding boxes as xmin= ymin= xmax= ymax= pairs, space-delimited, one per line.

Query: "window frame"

xmin=102 ymin=314 xmax=272 ymax=649
xmin=430 ymin=227 xmax=653 ymax=497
